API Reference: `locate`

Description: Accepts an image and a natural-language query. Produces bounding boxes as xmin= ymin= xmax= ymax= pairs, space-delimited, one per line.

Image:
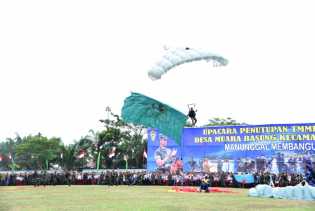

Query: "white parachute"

xmin=148 ymin=47 xmax=228 ymax=80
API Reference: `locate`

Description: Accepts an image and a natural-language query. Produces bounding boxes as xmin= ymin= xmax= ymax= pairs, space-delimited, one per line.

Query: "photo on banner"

xmin=147 ymin=128 xmax=183 ymax=175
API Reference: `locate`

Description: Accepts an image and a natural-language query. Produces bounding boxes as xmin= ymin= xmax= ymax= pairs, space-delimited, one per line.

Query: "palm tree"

xmin=206 ymin=117 xmax=246 ymax=126
xmin=62 ymin=144 xmax=77 ymax=170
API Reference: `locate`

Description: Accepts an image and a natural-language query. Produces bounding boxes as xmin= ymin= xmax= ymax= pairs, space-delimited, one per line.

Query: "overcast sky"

xmin=1 ymin=0 xmax=315 ymax=144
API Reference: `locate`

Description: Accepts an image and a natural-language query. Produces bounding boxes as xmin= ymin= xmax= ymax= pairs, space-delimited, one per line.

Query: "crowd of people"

xmin=0 ymin=170 xmax=307 ymax=188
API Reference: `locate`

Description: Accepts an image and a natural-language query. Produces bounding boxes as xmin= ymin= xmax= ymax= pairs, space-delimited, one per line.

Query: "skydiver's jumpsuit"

xmin=188 ymin=109 xmax=197 ymax=126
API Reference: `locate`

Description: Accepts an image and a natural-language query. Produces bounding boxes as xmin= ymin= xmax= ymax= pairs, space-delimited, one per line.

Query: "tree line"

xmin=0 ymin=114 xmax=241 ymax=171
xmin=0 ymin=112 xmax=147 ymax=171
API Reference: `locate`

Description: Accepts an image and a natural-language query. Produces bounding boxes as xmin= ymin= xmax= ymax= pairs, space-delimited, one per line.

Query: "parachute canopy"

xmin=249 ymin=183 xmax=315 ymax=200
xmin=121 ymin=92 xmax=187 ymax=144
xmin=148 ymin=47 xmax=228 ymax=80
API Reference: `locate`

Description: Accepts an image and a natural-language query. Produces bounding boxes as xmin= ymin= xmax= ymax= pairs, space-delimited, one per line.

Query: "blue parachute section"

xmin=249 ymin=183 xmax=315 ymax=200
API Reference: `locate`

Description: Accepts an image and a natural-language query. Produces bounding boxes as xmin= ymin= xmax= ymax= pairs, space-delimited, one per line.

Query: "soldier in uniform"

xmin=200 ymin=175 xmax=210 ymax=192
xmin=187 ymin=107 xmax=197 ymax=126
xmin=65 ymin=171 xmax=71 ymax=186
xmin=154 ymin=135 xmax=177 ymax=173
xmin=51 ymin=172 xmax=58 ymax=186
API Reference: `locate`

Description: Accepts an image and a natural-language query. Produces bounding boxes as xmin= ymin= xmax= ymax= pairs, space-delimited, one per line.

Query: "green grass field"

xmin=0 ymin=186 xmax=314 ymax=211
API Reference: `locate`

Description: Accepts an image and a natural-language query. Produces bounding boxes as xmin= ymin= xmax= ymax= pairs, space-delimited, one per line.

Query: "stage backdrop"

xmin=182 ymin=123 xmax=315 ymax=174
xmin=148 ymin=123 xmax=315 ymax=175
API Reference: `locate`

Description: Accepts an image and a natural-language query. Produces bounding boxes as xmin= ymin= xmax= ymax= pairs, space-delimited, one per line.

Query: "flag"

xmin=143 ymin=151 xmax=147 ymax=159
xmin=108 ymin=147 xmax=116 ymax=158
xmin=77 ymin=150 xmax=85 ymax=159
xmin=8 ymin=153 xmax=16 ymax=171
xmin=77 ymin=153 xmax=84 ymax=159
xmin=121 ymin=92 xmax=187 ymax=144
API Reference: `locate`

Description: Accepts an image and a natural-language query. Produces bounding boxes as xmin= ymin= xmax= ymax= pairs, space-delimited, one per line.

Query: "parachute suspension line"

xmin=213 ymin=60 xmax=220 ymax=67
xmin=187 ymin=103 xmax=196 ymax=109
xmin=163 ymin=45 xmax=169 ymax=50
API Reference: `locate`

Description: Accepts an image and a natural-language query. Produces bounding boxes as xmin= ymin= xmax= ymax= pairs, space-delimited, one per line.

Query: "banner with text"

xmin=182 ymin=123 xmax=315 ymax=174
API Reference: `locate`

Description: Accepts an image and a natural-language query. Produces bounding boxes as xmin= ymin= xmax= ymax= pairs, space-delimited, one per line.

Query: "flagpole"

xmin=9 ymin=153 xmax=15 ymax=171
xmin=97 ymin=151 xmax=101 ymax=170
xmin=143 ymin=151 xmax=147 ymax=169
xmin=46 ymin=159 xmax=49 ymax=170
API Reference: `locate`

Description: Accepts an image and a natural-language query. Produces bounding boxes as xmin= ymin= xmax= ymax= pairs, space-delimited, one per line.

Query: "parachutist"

xmin=188 ymin=107 xmax=197 ymax=126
